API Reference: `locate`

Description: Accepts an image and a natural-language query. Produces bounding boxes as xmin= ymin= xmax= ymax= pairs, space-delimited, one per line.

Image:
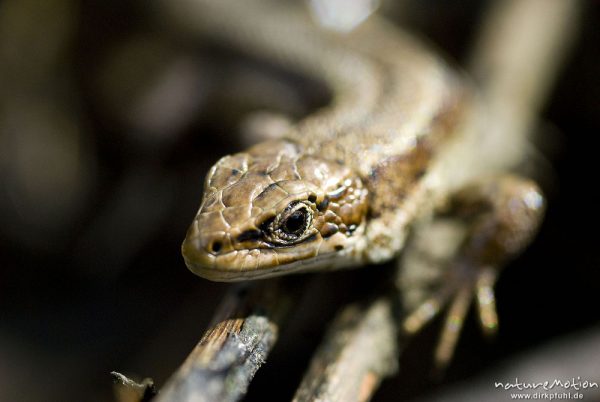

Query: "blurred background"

xmin=1 ymin=1 xmax=599 ymax=401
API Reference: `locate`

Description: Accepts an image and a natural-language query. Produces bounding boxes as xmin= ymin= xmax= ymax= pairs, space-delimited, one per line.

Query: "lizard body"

xmin=180 ymin=0 xmax=512 ymax=281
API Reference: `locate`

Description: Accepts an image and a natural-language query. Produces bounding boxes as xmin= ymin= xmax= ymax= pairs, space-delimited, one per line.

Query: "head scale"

xmin=182 ymin=139 xmax=368 ymax=281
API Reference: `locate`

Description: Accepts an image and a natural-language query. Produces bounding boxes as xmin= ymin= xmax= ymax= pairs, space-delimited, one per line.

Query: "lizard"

xmin=177 ymin=0 xmax=546 ymax=368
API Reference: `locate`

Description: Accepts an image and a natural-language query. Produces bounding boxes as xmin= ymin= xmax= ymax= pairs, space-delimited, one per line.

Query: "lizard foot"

xmin=400 ymin=175 xmax=545 ymax=372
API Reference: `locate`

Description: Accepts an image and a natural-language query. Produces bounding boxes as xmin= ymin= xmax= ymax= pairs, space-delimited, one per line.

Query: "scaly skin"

xmin=182 ymin=139 xmax=369 ymax=281
xmin=179 ymin=0 xmax=543 ymax=287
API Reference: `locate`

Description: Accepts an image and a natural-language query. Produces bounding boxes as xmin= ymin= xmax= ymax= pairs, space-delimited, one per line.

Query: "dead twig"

xmin=292 ymin=297 xmax=399 ymax=402
xmin=112 ymin=371 xmax=157 ymax=402
xmin=153 ymin=278 xmax=302 ymax=402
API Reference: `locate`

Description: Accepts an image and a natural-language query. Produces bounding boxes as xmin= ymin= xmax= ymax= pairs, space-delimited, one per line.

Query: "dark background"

xmin=1 ymin=1 xmax=599 ymax=401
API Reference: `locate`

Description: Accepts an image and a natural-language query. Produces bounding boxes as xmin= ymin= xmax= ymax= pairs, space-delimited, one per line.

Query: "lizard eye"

xmin=282 ymin=208 xmax=310 ymax=236
xmin=273 ymin=202 xmax=313 ymax=242
xmin=259 ymin=201 xmax=315 ymax=245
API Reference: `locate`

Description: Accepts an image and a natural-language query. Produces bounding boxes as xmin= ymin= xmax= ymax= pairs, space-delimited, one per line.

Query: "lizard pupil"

xmin=283 ymin=210 xmax=307 ymax=235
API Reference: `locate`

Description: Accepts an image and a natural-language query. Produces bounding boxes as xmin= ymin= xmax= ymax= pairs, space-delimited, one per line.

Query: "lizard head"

xmin=182 ymin=139 xmax=369 ymax=281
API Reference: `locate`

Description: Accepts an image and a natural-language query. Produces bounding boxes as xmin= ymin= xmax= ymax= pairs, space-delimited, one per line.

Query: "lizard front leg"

xmin=400 ymin=175 xmax=545 ymax=370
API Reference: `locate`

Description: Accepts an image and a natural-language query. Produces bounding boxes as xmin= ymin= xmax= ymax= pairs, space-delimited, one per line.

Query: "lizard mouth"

xmin=182 ymin=216 xmax=366 ymax=282
xmin=181 ymin=237 xmax=325 ymax=282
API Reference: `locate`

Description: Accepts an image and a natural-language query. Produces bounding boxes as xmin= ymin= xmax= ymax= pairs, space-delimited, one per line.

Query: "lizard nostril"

xmin=210 ymin=241 xmax=223 ymax=253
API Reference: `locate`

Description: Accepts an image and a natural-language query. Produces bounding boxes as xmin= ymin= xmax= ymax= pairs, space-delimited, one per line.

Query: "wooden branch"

xmin=154 ymin=278 xmax=302 ymax=402
xmin=293 ymin=297 xmax=400 ymax=402
xmin=112 ymin=371 xmax=156 ymax=402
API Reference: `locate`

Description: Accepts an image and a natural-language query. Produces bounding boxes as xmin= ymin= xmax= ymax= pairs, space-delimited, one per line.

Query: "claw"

xmin=401 ymin=264 xmax=503 ymax=375
xmin=475 ymin=267 xmax=499 ymax=337
xmin=433 ymin=284 xmax=474 ymax=371
xmin=400 ymin=176 xmax=544 ymax=374
xmin=402 ymin=287 xmax=452 ymax=334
